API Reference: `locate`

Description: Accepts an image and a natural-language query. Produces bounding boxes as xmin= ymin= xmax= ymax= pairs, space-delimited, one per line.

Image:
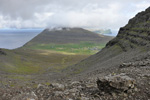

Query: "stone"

xmin=11 ymin=92 xmax=38 ymax=100
xmin=37 ymin=84 xmax=45 ymax=89
xmin=54 ymin=91 xmax=63 ymax=96
xmin=80 ymin=97 xmax=90 ymax=100
xmin=97 ymin=73 xmax=136 ymax=95
xmin=71 ymin=81 xmax=81 ymax=86
xmin=51 ymin=83 xmax=65 ymax=90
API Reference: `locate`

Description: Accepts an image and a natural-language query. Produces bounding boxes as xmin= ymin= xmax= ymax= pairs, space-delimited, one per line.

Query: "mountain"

xmin=0 ymin=27 xmax=113 ymax=76
xmin=66 ymin=7 xmax=150 ymax=75
xmin=59 ymin=7 xmax=150 ymax=99
xmin=23 ymin=27 xmax=112 ymax=46
xmin=22 ymin=27 xmax=113 ymax=55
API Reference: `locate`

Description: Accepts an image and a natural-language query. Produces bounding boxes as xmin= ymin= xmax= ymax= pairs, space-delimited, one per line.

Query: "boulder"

xmin=50 ymin=83 xmax=65 ymax=90
xmin=97 ymin=73 xmax=136 ymax=94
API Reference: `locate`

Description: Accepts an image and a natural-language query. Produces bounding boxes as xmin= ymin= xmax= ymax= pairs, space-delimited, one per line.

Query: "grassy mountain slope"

xmin=23 ymin=27 xmax=113 ymax=54
xmin=24 ymin=27 xmax=112 ymax=45
xmin=0 ymin=48 xmax=89 ymax=75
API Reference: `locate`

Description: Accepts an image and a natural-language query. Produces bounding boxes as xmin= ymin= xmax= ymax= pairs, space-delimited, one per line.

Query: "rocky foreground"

xmin=0 ymin=57 xmax=149 ymax=100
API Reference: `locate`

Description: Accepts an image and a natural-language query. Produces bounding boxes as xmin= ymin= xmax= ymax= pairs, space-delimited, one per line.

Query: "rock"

xmin=54 ymin=91 xmax=63 ymax=96
xmin=68 ymin=98 xmax=73 ymax=100
xmin=111 ymin=92 xmax=117 ymax=98
xmin=11 ymin=92 xmax=38 ymax=100
xmin=80 ymin=97 xmax=90 ymax=100
xmin=71 ymin=81 xmax=81 ymax=86
xmin=37 ymin=84 xmax=45 ymax=89
xmin=97 ymin=73 xmax=136 ymax=95
xmin=51 ymin=83 xmax=65 ymax=90
xmin=69 ymin=88 xmax=78 ymax=93
xmin=120 ymin=63 xmax=132 ymax=68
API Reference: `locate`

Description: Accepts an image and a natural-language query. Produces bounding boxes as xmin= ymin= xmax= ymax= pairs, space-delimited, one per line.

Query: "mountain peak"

xmin=47 ymin=27 xmax=72 ymax=32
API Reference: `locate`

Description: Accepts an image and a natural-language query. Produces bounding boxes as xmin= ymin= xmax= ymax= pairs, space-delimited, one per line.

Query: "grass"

xmin=0 ymin=49 xmax=90 ymax=74
xmin=25 ymin=41 xmax=106 ymax=55
xmin=0 ymin=41 xmax=105 ymax=75
xmin=2 ymin=61 xmax=43 ymax=74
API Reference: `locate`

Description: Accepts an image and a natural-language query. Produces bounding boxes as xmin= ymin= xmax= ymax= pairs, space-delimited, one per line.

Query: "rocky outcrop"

xmin=97 ymin=73 xmax=136 ymax=95
xmin=120 ymin=58 xmax=150 ymax=68
xmin=0 ymin=71 xmax=148 ymax=100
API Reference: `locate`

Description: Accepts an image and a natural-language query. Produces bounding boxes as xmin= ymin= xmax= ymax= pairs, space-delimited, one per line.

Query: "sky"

xmin=0 ymin=0 xmax=150 ymax=30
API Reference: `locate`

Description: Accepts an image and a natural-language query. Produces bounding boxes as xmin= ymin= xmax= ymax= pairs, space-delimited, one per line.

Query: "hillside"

xmin=22 ymin=27 xmax=113 ymax=54
xmin=66 ymin=7 xmax=150 ymax=74
xmin=48 ymin=7 xmax=150 ymax=99
xmin=24 ymin=27 xmax=112 ymax=45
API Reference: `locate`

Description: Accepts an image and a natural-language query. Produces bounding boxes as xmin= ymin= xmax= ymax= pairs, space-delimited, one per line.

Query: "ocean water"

xmin=0 ymin=29 xmax=43 ymax=49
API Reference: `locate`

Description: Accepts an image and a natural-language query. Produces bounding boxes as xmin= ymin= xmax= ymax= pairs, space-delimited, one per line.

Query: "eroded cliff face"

xmin=106 ymin=7 xmax=150 ymax=52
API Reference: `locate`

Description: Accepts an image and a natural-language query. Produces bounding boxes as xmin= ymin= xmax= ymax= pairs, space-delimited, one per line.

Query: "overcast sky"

xmin=0 ymin=0 xmax=150 ymax=30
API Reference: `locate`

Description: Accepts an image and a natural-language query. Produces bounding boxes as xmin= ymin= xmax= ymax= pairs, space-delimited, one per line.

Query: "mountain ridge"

xmin=65 ymin=7 xmax=150 ymax=76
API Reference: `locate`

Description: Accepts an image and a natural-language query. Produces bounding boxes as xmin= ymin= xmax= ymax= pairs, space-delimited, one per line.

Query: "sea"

xmin=0 ymin=29 xmax=43 ymax=49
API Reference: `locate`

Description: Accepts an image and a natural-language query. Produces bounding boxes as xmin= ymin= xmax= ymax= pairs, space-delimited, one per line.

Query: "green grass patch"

xmin=26 ymin=42 xmax=106 ymax=55
xmin=2 ymin=55 xmax=44 ymax=74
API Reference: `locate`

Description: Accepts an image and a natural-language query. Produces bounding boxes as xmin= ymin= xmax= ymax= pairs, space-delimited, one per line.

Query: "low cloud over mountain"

xmin=0 ymin=0 xmax=150 ymax=30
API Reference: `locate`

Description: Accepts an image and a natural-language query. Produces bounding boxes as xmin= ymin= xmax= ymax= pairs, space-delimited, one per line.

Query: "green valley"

xmin=0 ymin=28 xmax=113 ymax=76
xmin=25 ymin=42 xmax=106 ymax=55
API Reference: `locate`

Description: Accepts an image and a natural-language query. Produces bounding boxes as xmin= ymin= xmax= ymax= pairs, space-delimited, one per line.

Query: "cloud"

xmin=0 ymin=0 xmax=149 ymax=30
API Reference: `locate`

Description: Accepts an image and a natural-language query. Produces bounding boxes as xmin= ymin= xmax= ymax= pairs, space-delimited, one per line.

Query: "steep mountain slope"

xmin=66 ymin=7 xmax=150 ymax=75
